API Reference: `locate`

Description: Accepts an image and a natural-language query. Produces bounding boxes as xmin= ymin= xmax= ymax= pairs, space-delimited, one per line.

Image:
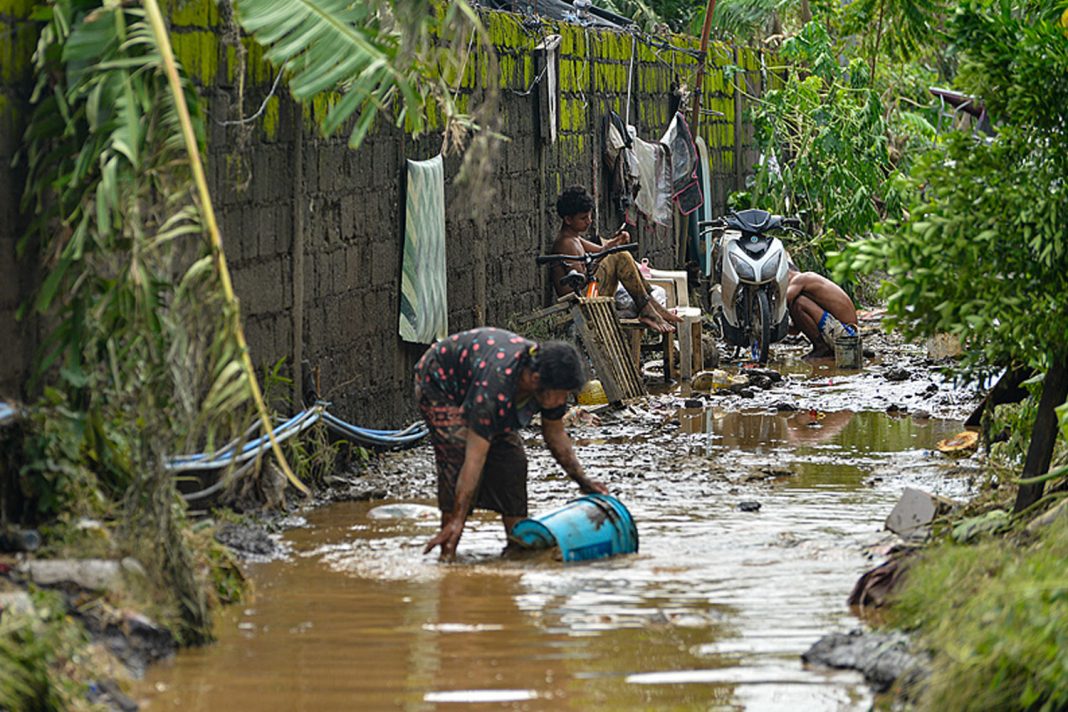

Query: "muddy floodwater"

xmin=139 ymin=360 xmax=975 ymax=712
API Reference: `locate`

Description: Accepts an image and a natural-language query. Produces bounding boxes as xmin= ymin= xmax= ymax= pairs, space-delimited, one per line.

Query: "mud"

xmin=214 ymin=523 xmax=283 ymax=560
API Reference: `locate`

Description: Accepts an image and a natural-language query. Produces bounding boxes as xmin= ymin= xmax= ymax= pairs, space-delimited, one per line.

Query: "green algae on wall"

xmin=171 ymin=30 xmax=219 ymax=85
xmin=170 ymin=0 xmax=219 ymax=29
xmin=0 ymin=0 xmax=34 ymax=19
xmin=0 ymin=21 xmax=36 ymax=85
xmin=261 ymin=95 xmax=279 ymax=140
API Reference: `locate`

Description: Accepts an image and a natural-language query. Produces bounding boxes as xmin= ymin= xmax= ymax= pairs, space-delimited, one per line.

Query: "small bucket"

xmin=509 ymin=494 xmax=639 ymax=562
xmin=834 ymin=334 xmax=863 ymax=369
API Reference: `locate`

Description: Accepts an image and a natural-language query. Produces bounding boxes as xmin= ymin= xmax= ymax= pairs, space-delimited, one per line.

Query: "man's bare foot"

xmin=638 ymin=312 xmax=674 ymax=333
xmin=651 ymin=300 xmax=684 ymax=324
xmin=802 ymin=346 xmax=833 ymax=360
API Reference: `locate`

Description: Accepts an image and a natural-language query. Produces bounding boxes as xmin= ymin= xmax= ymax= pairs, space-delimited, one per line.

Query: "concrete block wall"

xmin=0 ymin=4 xmax=771 ymax=425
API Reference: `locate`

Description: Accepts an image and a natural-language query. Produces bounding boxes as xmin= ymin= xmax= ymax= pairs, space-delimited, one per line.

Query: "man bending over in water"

xmin=550 ymin=186 xmax=682 ymax=334
xmin=786 ymin=269 xmax=859 ymax=359
xmin=417 ymin=328 xmax=608 ymax=560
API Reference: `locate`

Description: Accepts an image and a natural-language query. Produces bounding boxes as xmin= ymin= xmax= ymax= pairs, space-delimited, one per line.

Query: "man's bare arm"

xmin=423 ymin=430 xmax=491 ymax=559
xmin=541 ymin=417 xmax=607 ymax=494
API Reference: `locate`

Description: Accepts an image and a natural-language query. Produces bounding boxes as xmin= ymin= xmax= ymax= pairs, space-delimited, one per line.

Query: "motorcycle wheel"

xmin=750 ymin=290 xmax=771 ymax=364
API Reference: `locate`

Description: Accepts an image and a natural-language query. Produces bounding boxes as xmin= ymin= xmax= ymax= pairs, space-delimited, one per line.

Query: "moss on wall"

xmin=171 ymin=0 xmax=218 ymax=29
xmin=171 ymin=31 xmax=219 ymax=85
xmin=0 ymin=21 xmax=36 ymax=85
xmin=261 ymin=95 xmax=279 ymax=140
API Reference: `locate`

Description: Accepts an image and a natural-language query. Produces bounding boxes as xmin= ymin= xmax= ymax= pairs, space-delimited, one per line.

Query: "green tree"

xmin=745 ymin=22 xmax=909 ymax=270
xmin=832 ymin=0 xmax=1068 ymax=512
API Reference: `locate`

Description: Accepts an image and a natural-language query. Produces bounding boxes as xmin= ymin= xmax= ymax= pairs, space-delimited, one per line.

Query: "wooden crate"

xmin=569 ymin=297 xmax=646 ymax=403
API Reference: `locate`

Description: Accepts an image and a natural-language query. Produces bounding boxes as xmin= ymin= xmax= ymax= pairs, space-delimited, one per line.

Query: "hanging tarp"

xmin=661 ymin=112 xmax=702 ymax=216
xmin=604 ymin=111 xmax=639 ymax=221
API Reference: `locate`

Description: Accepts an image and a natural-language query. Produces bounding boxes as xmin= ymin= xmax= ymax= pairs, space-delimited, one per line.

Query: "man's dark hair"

xmin=534 ymin=341 xmax=587 ymax=391
xmin=556 ymin=185 xmax=595 ymax=218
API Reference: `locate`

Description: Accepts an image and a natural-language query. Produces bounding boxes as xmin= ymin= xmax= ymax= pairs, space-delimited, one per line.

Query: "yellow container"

xmin=577 ymin=379 xmax=608 ymax=406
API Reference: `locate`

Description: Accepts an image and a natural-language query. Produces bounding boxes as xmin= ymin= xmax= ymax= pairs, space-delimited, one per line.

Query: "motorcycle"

xmin=702 ymin=209 xmax=801 ymax=364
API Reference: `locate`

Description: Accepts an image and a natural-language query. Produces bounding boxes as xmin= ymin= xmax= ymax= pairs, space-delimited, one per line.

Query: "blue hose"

xmin=168 ymin=409 xmax=320 ymax=466
xmin=165 ymin=407 xmax=427 ymax=471
xmin=320 ymin=412 xmax=427 ymax=447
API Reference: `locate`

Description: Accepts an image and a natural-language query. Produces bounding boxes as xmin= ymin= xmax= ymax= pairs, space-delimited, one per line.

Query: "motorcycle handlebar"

xmin=712 ymin=213 xmax=804 ymax=235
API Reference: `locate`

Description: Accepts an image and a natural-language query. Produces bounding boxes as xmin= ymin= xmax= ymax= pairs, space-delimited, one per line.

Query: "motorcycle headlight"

xmin=759 ymin=253 xmax=781 ymax=282
xmin=728 ymin=252 xmax=756 ymax=282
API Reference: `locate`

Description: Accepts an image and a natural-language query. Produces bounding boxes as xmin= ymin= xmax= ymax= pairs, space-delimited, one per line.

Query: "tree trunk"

xmin=1013 ymin=357 xmax=1068 ymax=513
xmin=870 ymin=0 xmax=886 ymax=80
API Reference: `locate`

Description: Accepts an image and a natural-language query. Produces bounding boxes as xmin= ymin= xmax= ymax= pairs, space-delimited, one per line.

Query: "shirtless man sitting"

xmin=550 ymin=186 xmax=682 ymax=334
xmin=786 ymin=269 xmax=859 ymax=359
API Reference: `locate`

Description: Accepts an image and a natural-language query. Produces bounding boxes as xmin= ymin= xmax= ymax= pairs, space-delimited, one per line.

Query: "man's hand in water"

xmin=424 ymin=517 xmax=465 ymax=561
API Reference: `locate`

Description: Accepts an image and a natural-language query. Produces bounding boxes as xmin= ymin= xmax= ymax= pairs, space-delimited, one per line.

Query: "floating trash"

xmin=936 ymin=430 xmax=979 ymax=456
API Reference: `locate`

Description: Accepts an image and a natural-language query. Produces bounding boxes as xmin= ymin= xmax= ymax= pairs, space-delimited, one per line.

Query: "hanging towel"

xmin=399 ymin=155 xmax=448 ymax=344
xmin=535 ymin=35 xmax=560 ymax=144
xmin=630 ymin=129 xmax=673 ymax=227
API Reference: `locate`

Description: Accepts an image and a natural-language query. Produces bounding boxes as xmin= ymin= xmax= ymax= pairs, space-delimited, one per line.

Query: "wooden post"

xmin=690 ymin=0 xmax=719 ymax=136
xmin=1013 ymin=358 xmax=1068 ymax=513
xmin=733 ymin=46 xmax=745 ymax=192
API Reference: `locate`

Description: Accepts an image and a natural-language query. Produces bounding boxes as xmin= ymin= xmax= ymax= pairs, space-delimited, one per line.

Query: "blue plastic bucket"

xmin=509 ymin=494 xmax=639 ymax=562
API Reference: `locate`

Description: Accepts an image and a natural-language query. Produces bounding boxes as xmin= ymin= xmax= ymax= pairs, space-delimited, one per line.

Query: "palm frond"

xmin=235 ymin=0 xmax=489 ymax=150
xmin=712 ymin=0 xmax=787 ymax=39
xmin=236 ymin=0 xmax=423 ymax=147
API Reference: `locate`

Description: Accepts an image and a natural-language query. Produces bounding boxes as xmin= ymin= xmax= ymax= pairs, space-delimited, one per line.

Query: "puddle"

xmin=136 ymin=404 xmax=970 ymax=711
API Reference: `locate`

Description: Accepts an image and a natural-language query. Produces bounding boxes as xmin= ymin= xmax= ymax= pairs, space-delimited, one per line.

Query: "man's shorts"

xmin=817 ymin=311 xmax=858 ymax=349
xmin=416 ymin=383 xmax=528 ymax=518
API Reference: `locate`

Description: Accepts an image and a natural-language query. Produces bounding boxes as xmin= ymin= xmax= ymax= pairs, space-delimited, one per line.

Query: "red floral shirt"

xmin=415 ymin=328 xmax=566 ymax=439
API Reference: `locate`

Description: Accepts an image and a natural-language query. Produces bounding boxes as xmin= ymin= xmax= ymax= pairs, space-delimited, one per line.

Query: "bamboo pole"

xmin=690 ymin=0 xmax=719 ymax=135
xmin=143 ymin=0 xmax=310 ymax=496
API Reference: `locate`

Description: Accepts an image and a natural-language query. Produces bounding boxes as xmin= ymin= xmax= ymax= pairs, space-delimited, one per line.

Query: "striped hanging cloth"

xmin=399 ymin=155 xmax=448 ymax=344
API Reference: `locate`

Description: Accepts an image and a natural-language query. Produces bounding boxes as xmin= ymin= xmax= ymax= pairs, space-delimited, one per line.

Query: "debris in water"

xmin=368 ymin=503 xmax=440 ymax=520
xmin=738 ymin=501 xmax=762 ymax=512
xmin=936 ymin=430 xmax=979 ymax=456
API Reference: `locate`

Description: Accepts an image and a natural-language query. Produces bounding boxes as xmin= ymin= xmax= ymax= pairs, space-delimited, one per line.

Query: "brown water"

xmin=138 ymin=409 xmax=967 ymax=711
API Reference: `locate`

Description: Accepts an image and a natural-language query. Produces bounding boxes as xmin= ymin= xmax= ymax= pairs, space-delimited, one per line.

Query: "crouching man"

xmin=786 ymin=269 xmax=859 ymax=359
xmin=415 ymin=327 xmax=608 ymax=560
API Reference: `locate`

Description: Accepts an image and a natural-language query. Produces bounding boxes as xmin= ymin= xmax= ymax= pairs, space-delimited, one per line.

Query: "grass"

xmin=0 ymin=589 xmax=107 ymax=712
xmin=887 ymin=511 xmax=1068 ymax=711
